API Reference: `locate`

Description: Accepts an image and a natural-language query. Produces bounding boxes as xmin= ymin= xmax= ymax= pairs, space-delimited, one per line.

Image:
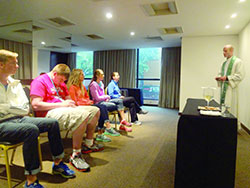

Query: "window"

xmin=76 ymin=51 xmax=93 ymax=88
xmin=75 ymin=49 xmax=162 ymax=103
xmin=137 ymin=48 xmax=161 ymax=105
xmin=76 ymin=51 xmax=93 ymax=79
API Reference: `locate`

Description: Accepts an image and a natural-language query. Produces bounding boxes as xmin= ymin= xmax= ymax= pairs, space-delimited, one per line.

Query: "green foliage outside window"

xmin=76 ymin=49 xmax=161 ymax=79
xmin=76 ymin=51 xmax=93 ymax=78
xmin=138 ymin=48 xmax=161 ymax=78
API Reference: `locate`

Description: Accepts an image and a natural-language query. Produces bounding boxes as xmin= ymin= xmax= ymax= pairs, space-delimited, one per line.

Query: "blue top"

xmin=4 ymin=84 xmax=8 ymax=91
xmin=107 ymin=80 xmax=121 ymax=99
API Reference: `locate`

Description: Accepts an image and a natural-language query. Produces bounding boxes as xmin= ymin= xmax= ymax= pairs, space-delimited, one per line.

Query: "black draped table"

xmin=174 ymin=98 xmax=237 ymax=188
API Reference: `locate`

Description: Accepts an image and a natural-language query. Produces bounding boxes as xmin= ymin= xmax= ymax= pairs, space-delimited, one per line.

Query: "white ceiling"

xmin=0 ymin=0 xmax=250 ymax=52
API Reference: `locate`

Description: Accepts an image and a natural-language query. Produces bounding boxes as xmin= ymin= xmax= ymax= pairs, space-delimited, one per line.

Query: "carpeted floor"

xmin=0 ymin=106 xmax=249 ymax=188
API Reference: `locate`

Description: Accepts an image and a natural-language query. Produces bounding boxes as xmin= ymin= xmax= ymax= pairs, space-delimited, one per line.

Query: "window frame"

xmin=136 ymin=48 xmax=161 ymax=105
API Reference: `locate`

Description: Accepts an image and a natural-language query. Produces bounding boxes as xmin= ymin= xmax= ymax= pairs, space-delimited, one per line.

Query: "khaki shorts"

xmin=46 ymin=106 xmax=99 ymax=132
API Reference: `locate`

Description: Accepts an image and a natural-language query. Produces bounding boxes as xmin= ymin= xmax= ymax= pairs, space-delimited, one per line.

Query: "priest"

xmin=215 ymin=44 xmax=245 ymax=128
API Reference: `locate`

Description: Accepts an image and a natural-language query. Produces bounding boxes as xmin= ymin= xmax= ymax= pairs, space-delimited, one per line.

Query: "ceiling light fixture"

xmin=239 ymin=0 xmax=246 ymax=2
xmin=130 ymin=32 xmax=135 ymax=36
xmin=168 ymin=2 xmax=177 ymax=14
xmin=231 ymin=13 xmax=237 ymax=18
xmin=225 ymin=25 xmax=230 ymax=29
xmin=106 ymin=12 xmax=113 ymax=19
xmin=41 ymin=41 xmax=46 ymax=45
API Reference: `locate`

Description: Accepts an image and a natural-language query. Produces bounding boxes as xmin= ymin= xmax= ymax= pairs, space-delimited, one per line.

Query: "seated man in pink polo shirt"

xmin=30 ymin=64 xmax=102 ymax=172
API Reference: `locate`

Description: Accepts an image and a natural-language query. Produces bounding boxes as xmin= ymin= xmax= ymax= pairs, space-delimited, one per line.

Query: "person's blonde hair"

xmin=91 ymin=69 xmax=103 ymax=83
xmin=51 ymin=64 xmax=71 ymax=79
xmin=67 ymin=69 xmax=84 ymax=95
xmin=0 ymin=49 xmax=18 ymax=63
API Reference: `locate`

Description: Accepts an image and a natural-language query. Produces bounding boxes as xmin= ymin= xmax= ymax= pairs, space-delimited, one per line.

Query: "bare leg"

xmin=118 ymin=109 xmax=132 ymax=129
xmin=26 ymin=175 xmax=37 ymax=186
xmin=105 ymin=121 xmax=111 ymax=129
xmin=86 ymin=110 xmax=100 ymax=139
xmin=72 ymin=117 xmax=89 ymax=149
xmin=118 ymin=110 xmax=125 ymax=120
xmin=54 ymin=158 xmax=62 ymax=165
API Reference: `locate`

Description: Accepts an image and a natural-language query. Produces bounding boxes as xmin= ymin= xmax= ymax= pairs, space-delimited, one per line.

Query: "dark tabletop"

xmin=182 ymin=98 xmax=235 ymax=118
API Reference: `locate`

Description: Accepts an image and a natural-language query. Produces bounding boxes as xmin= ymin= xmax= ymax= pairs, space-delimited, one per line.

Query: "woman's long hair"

xmin=67 ymin=69 xmax=84 ymax=95
xmin=90 ymin=69 xmax=103 ymax=84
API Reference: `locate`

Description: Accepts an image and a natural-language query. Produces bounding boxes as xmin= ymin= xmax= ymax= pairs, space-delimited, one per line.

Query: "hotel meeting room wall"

xmin=180 ymin=35 xmax=238 ymax=111
xmin=32 ymin=22 xmax=250 ymax=131
xmin=180 ymin=33 xmax=250 ymax=130
xmin=37 ymin=49 xmax=50 ymax=74
xmin=32 ymin=20 xmax=71 ymax=78
xmin=239 ymin=21 xmax=250 ymax=130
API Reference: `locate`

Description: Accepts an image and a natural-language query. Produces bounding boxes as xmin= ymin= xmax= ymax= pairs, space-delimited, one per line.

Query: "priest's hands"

xmin=215 ymin=76 xmax=227 ymax=81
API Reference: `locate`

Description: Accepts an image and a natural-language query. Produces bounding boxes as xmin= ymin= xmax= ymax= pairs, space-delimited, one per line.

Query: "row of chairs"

xmin=0 ymin=87 xmax=41 ymax=188
xmin=0 ymin=137 xmax=43 ymax=188
xmin=0 ymin=87 xmax=131 ymax=187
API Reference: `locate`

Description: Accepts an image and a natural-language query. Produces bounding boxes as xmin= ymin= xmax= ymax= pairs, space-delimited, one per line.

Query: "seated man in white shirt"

xmin=0 ymin=49 xmax=75 ymax=188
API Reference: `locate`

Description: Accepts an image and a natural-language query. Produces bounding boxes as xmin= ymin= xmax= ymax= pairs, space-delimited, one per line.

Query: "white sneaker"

xmin=69 ymin=153 xmax=90 ymax=172
xmin=132 ymin=121 xmax=142 ymax=125
xmin=138 ymin=110 xmax=148 ymax=115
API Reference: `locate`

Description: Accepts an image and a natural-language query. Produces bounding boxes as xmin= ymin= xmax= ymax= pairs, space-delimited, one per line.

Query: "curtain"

xmin=93 ymin=49 xmax=136 ymax=87
xmin=67 ymin=52 xmax=76 ymax=70
xmin=159 ymin=47 xmax=181 ymax=109
xmin=0 ymin=38 xmax=32 ymax=79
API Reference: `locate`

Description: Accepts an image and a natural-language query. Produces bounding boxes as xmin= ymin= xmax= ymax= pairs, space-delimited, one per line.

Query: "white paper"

xmin=200 ymin=110 xmax=221 ymax=116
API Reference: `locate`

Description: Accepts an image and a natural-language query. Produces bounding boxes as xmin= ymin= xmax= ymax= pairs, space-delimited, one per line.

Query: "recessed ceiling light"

xmin=130 ymin=32 xmax=135 ymax=36
xmin=41 ymin=41 xmax=46 ymax=45
xmin=225 ymin=25 xmax=230 ymax=29
xmin=239 ymin=0 xmax=246 ymax=3
xmin=231 ymin=13 xmax=237 ymax=18
xmin=106 ymin=12 xmax=112 ymax=19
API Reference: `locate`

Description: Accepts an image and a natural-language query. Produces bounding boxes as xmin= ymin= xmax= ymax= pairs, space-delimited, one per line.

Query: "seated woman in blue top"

xmin=107 ymin=72 xmax=148 ymax=125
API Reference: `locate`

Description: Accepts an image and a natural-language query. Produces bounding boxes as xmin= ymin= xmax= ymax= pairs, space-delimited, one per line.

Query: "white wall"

xmin=180 ymin=35 xmax=238 ymax=111
xmin=32 ymin=48 xmax=38 ymax=78
xmin=239 ymin=21 xmax=250 ymax=130
xmin=37 ymin=49 xmax=50 ymax=75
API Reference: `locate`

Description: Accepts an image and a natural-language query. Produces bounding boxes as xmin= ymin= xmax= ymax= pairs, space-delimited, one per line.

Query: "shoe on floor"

xmin=96 ymin=134 xmax=112 ymax=142
xmin=104 ymin=128 xmax=120 ymax=136
xmin=120 ymin=119 xmax=132 ymax=127
xmin=119 ymin=125 xmax=132 ymax=132
xmin=132 ymin=121 xmax=142 ymax=126
xmin=69 ymin=152 xmax=90 ymax=172
xmin=52 ymin=161 xmax=75 ymax=178
xmin=82 ymin=142 xmax=104 ymax=154
xmin=24 ymin=180 xmax=44 ymax=188
xmin=138 ymin=110 xmax=148 ymax=115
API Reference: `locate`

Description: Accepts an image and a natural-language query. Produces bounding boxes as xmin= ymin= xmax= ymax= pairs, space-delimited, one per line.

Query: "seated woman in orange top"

xmin=67 ymin=69 xmax=120 ymax=142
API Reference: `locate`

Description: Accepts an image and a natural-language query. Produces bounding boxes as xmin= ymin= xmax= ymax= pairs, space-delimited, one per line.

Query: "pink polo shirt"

xmin=30 ymin=73 xmax=69 ymax=117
